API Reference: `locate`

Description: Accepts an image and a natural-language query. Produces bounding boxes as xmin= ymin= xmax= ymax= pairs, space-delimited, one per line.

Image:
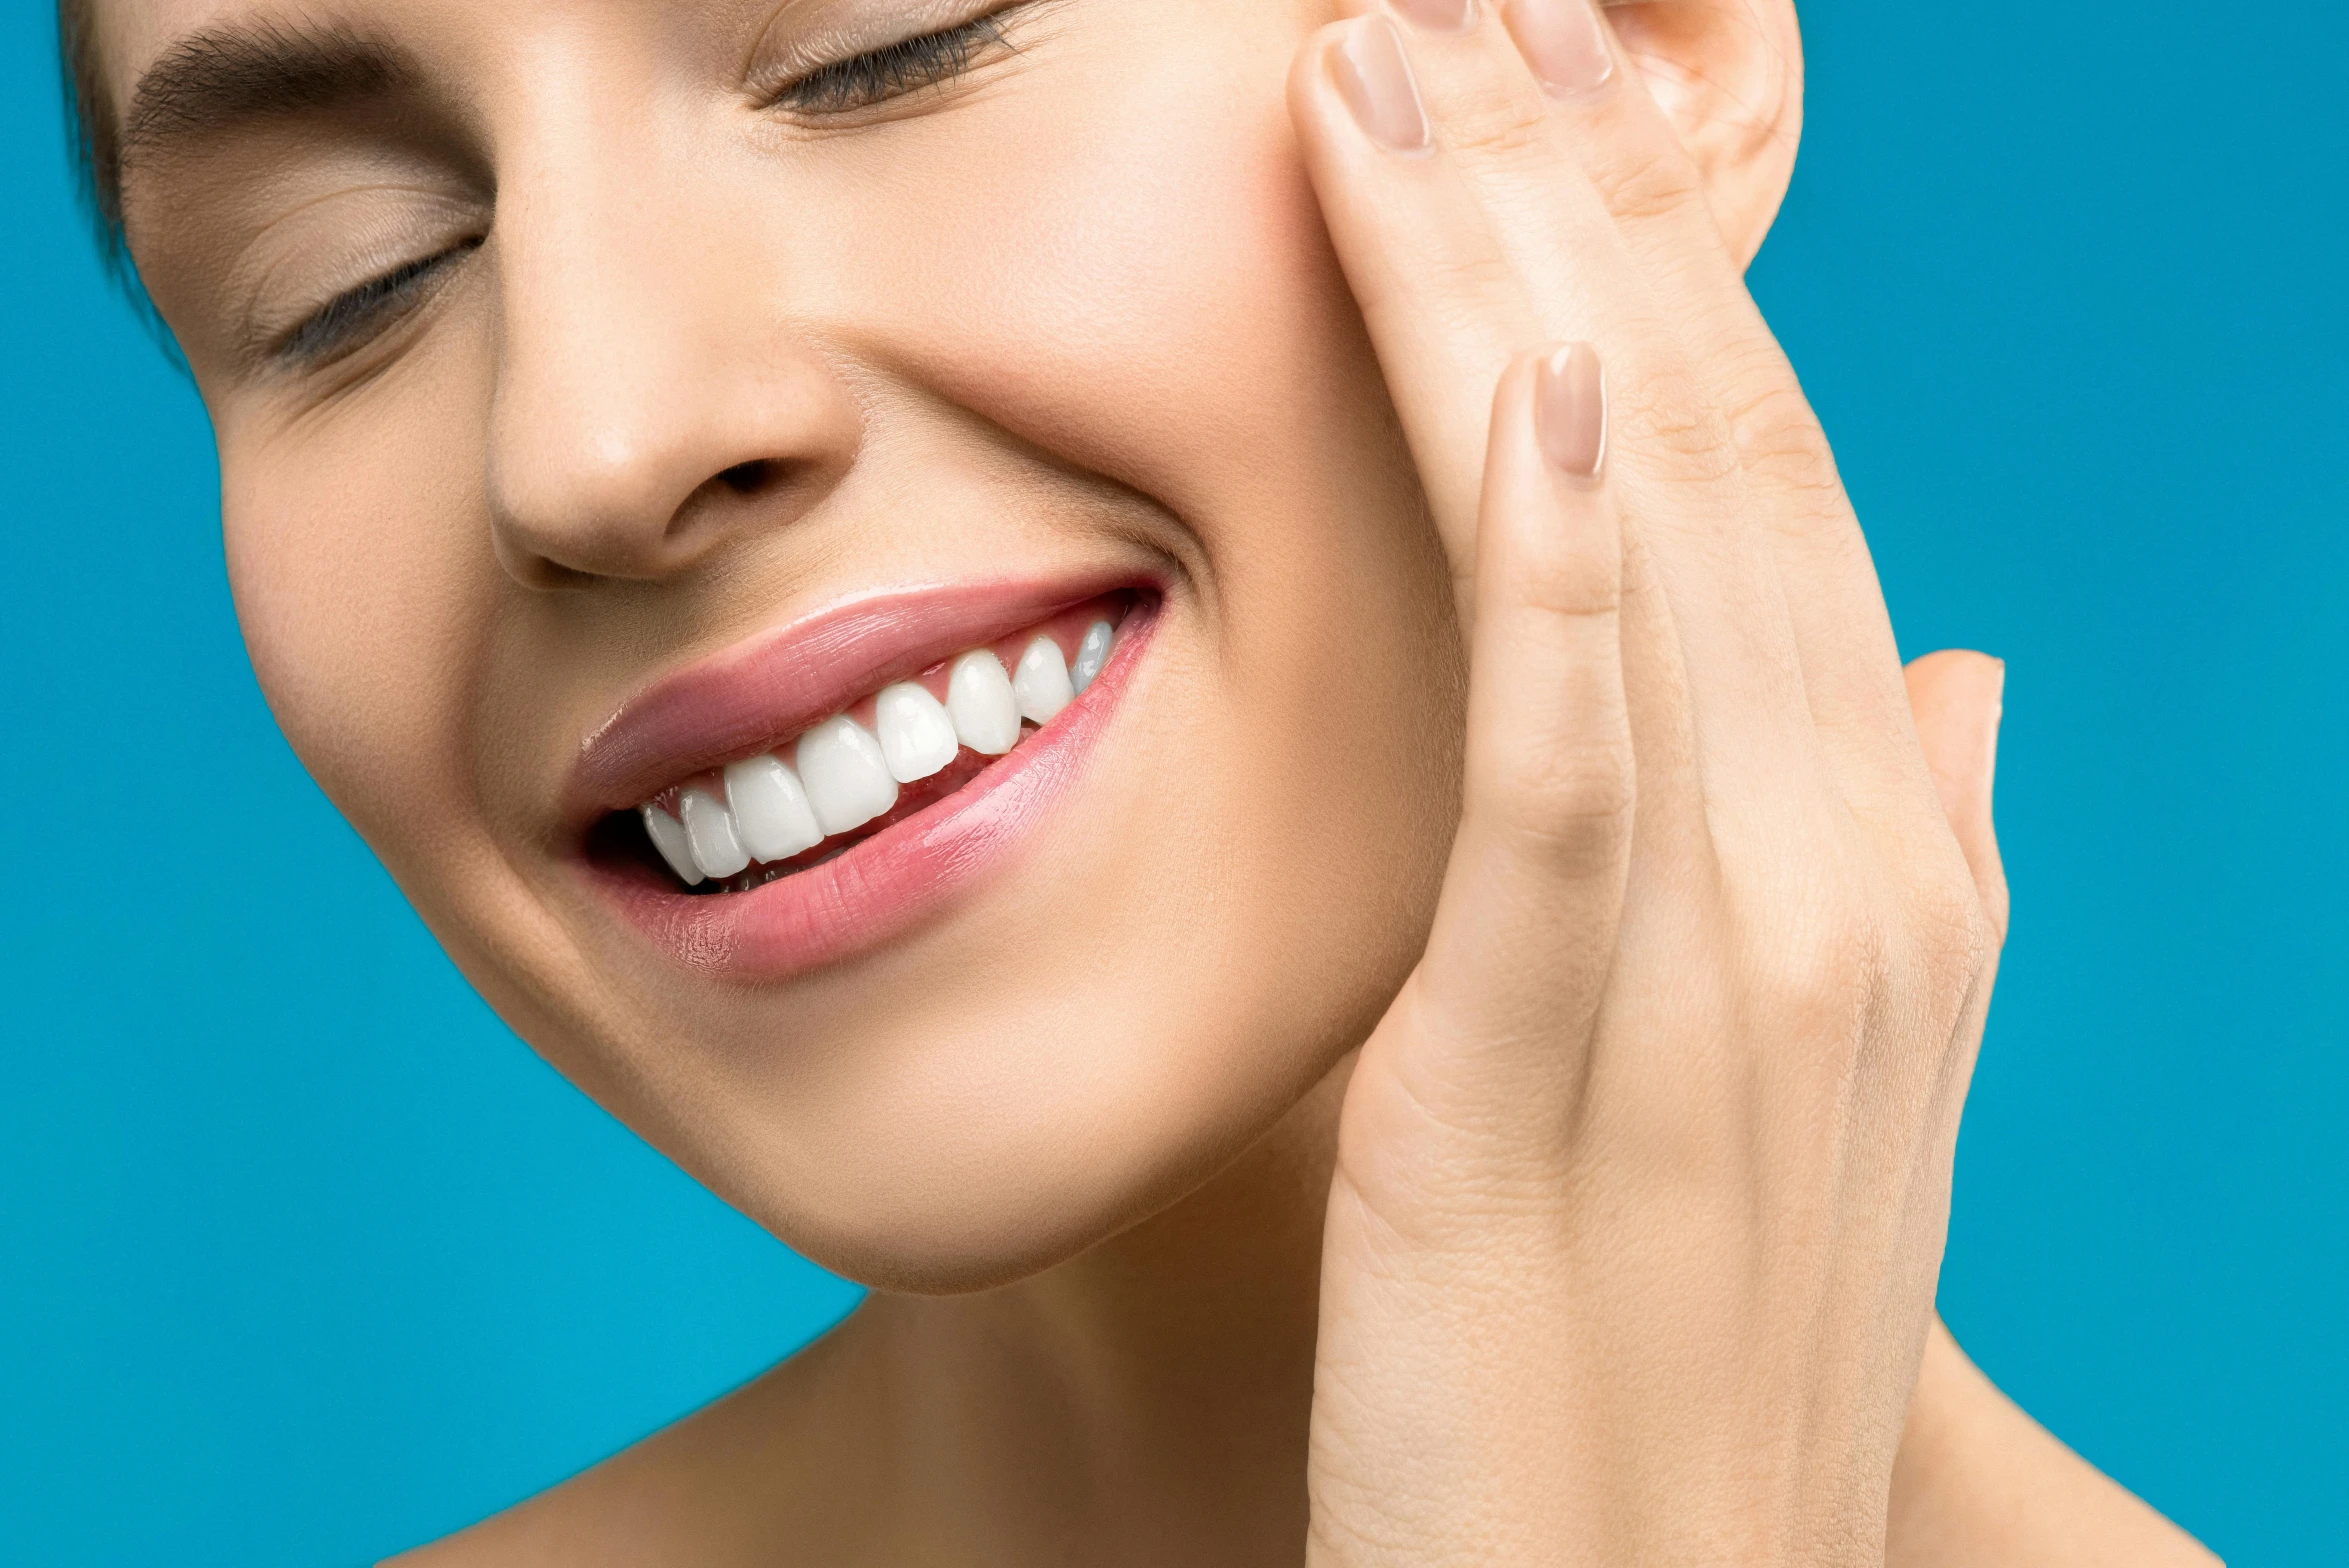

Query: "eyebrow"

xmin=121 ymin=19 xmax=416 ymax=165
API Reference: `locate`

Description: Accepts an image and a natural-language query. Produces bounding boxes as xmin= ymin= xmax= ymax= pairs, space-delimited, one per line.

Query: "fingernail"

xmin=1503 ymin=0 xmax=1616 ymax=98
xmin=1330 ymin=17 xmax=1433 ymax=153
xmin=1392 ymin=0 xmax=1478 ymax=34
xmin=1536 ymin=343 xmax=1606 ymax=479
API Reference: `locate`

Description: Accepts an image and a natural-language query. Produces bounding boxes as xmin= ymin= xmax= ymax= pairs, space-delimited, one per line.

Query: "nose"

xmin=483 ymin=152 xmax=860 ymax=587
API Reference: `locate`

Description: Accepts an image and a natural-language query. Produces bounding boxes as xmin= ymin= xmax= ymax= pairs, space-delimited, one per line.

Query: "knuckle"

xmin=1976 ymin=865 xmax=2013 ymax=947
xmin=1727 ymin=382 xmax=1844 ymax=496
xmin=1611 ymin=362 xmax=1741 ymax=484
xmin=1512 ymin=540 xmax=1624 ymax=622
xmin=1907 ymin=862 xmax=1997 ymax=1003
xmin=1752 ymin=907 xmax=1882 ymax=1037
xmin=1739 ymin=847 xmax=1999 ymax=1086
xmin=1588 ymin=142 xmax=1708 ymax=229
xmin=1485 ymin=744 xmax=1638 ymax=880
xmin=1411 ymin=246 xmax=1525 ymax=322
xmin=1443 ymin=95 xmax=1556 ymax=166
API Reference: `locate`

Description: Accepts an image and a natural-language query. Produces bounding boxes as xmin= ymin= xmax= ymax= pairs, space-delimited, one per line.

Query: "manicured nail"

xmin=1392 ymin=0 xmax=1478 ymax=34
xmin=1503 ymin=0 xmax=1616 ymax=98
xmin=1536 ymin=343 xmax=1606 ymax=479
xmin=1330 ymin=17 xmax=1433 ymax=153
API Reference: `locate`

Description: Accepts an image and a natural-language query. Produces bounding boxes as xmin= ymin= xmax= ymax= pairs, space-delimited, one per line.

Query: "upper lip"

xmin=565 ymin=573 xmax=1153 ymax=833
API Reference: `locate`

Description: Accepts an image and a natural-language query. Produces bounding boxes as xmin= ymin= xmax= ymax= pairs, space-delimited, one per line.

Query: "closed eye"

xmin=762 ymin=8 xmax=1022 ymax=117
xmin=277 ymin=234 xmax=482 ymax=366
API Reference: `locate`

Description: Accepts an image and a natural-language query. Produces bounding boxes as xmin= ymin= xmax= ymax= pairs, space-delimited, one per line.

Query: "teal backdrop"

xmin=3 ymin=2 xmax=2342 ymax=1562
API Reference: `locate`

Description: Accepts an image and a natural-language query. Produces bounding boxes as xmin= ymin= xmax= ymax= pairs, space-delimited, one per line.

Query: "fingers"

xmin=1286 ymin=16 xmax=1545 ymax=606
xmin=1523 ymin=2 xmax=1930 ymax=829
xmin=1407 ymin=346 xmax=1633 ymax=1109
xmin=1291 ymin=0 xmax=1942 ymax=849
xmin=1903 ymin=651 xmax=2009 ymax=942
xmin=1289 ymin=7 xmax=1822 ymax=818
xmin=1447 ymin=0 xmax=1922 ymax=817
xmin=1485 ymin=0 xmax=1922 ymax=779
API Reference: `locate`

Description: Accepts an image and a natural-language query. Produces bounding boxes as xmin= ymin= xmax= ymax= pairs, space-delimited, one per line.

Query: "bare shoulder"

xmin=385 ymin=1305 xmax=892 ymax=1567
xmin=1889 ymin=1321 xmax=2224 ymax=1568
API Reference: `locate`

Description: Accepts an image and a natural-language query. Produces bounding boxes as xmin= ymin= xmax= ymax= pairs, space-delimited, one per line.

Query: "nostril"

xmin=717 ymin=459 xmax=775 ymax=495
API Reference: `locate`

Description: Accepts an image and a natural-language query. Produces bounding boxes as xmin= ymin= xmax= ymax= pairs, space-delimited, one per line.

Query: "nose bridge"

xmin=483 ymin=89 xmax=854 ymax=585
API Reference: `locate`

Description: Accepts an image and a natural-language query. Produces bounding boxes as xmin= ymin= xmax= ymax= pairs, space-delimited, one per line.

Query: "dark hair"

xmin=57 ymin=0 xmax=183 ymax=364
xmin=57 ymin=0 xmax=129 ymax=280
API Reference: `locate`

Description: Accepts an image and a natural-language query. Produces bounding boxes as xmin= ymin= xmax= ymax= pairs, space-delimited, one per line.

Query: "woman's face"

xmin=110 ymin=0 xmax=1461 ymax=1289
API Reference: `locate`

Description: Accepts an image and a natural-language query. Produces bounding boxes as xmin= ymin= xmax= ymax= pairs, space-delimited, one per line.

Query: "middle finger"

xmin=1290 ymin=3 xmax=1822 ymax=820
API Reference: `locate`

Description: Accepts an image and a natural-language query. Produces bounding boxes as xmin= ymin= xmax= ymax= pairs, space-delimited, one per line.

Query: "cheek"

xmin=779 ymin=8 xmax=1456 ymax=780
xmin=216 ymin=372 xmax=493 ymax=854
xmin=798 ymin=14 xmax=1390 ymax=535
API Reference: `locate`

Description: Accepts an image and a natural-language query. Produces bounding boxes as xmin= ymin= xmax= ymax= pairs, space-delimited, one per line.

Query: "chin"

xmin=734 ymin=1024 xmax=1348 ymax=1297
xmin=393 ymin=562 xmax=1453 ymax=1297
xmin=553 ymin=869 xmax=1408 ymax=1298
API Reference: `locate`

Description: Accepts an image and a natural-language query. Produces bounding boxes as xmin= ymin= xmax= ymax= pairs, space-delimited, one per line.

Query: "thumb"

xmin=1904 ymin=650 xmax=2009 ymax=943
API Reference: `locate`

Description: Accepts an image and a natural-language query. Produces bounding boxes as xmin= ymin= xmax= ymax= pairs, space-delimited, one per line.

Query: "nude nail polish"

xmin=1537 ymin=343 xmax=1606 ymax=479
xmin=1504 ymin=0 xmax=1616 ymax=98
xmin=1392 ymin=0 xmax=1478 ymax=34
xmin=1330 ymin=17 xmax=1433 ymax=153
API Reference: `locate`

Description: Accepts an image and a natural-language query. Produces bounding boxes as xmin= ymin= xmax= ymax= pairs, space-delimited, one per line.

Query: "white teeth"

xmin=642 ymin=804 xmax=704 ymax=886
xmin=725 ymin=753 xmax=823 ymax=863
xmin=1071 ymin=619 xmax=1113 ymax=694
xmin=680 ymin=786 xmax=750 ymax=880
xmin=643 ymin=613 xmax=1127 ymax=886
xmin=1012 ymin=636 xmax=1075 ymax=725
xmin=875 ymin=681 xmax=960 ymax=783
xmin=796 ymin=715 xmax=900 ymax=835
xmin=947 ymin=649 xmax=1021 ymax=755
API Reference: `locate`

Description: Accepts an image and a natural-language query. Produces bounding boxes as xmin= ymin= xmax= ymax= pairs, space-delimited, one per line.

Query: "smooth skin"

xmin=1288 ymin=8 xmax=2207 ymax=1565
xmin=87 ymin=0 xmax=2219 ymax=1560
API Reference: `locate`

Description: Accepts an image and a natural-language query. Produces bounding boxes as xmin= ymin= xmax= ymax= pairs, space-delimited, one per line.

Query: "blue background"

xmin=3 ymin=0 xmax=2341 ymax=1561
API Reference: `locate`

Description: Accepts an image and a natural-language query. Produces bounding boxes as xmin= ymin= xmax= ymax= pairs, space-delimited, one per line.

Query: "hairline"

xmin=57 ymin=0 xmax=125 ymax=279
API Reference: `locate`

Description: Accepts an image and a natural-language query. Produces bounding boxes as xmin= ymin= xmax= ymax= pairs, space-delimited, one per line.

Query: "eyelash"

xmin=279 ymin=234 xmax=481 ymax=367
xmin=765 ymin=10 xmax=1016 ymax=116
xmin=277 ymin=13 xmax=1015 ymax=368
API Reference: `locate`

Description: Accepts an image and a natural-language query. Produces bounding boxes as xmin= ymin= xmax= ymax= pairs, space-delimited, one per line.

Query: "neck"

xmin=855 ymin=1055 xmax=1353 ymax=1566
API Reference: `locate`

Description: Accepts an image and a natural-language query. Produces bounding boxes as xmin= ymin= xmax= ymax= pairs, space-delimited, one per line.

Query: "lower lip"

xmin=587 ymin=600 xmax=1156 ymax=981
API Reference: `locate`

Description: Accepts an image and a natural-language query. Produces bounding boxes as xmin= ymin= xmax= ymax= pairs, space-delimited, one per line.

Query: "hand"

xmin=1287 ymin=4 xmax=2008 ymax=1565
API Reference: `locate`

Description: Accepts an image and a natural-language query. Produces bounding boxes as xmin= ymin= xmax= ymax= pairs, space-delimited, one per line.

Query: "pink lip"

xmin=570 ymin=578 xmax=1160 ymax=981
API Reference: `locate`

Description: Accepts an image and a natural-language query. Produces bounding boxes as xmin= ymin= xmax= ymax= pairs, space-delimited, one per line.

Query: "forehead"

xmin=96 ymin=0 xmax=832 ymax=207
xmin=96 ymin=0 xmax=771 ymax=112
xmin=101 ymin=0 xmax=293 ymax=98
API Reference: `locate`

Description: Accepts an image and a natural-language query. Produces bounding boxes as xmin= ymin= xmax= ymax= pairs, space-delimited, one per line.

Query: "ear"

xmin=1605 ymin=0 xmax=1804 ymax=266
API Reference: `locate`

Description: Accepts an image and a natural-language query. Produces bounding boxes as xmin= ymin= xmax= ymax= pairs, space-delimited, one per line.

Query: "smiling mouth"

xmin=590 ymin=593 xmax=1137 ymax=897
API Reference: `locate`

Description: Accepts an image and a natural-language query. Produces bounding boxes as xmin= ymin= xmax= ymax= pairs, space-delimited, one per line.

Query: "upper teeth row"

xmin=640 ymin=620 xmax=1115 ymax=886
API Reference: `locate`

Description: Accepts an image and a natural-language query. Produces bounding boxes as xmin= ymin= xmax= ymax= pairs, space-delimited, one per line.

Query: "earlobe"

xmin=1605 ymin=0 xmax=1804 ymax=266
